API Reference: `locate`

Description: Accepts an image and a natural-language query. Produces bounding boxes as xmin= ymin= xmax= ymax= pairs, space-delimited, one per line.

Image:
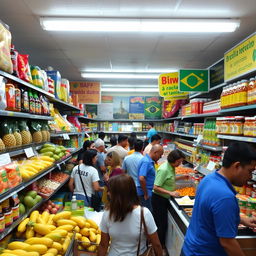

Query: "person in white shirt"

xmin=98 ymin=174 xmax=163 ymax=256
xmin=107 ymin=134 xmax=128 ymax=163
xmin=69 ymin=149 xmax=104 ymax=206
xmin=143 ymin=134 xmax=161 ymax=155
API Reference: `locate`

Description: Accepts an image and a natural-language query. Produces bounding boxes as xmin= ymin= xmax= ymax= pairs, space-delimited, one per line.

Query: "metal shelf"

xmin=217 ymin=134 xmax=256 ymax=143
xmin=0 ymin=176 xmax=70 ymax=241
xmin=196 ymin=165 xmax=214 ymax=176
xmin=0 ymin=142 xmax=47 ymax=157
xmin=220 ymin=104 xmax=256 ymax=114
xmin=176 ymin=138 xmax=194 ymax=145
xmin=164 ymin=132 xmax=198 ymax=138
xmin=0 ymin=110 xmax=53 ymax=120
xmin=195 ymin=144 xmax=223 ymax=152
xmin=0 ymin=70 xmax=80 ymax=112
xmin=0 ymin=148 xmax=80 ymax=204
xmin=178 ymin=149 xmax=192 ymax=157
xmin=99 ymin=131 xmax=147 ymax=134
xmin=50 ymin=132 xmax=83 ymax=137
xmin=93 ymin=119 xmax=164 ymax=122
xmin=181 ymin=112 xmax=220 ymax=119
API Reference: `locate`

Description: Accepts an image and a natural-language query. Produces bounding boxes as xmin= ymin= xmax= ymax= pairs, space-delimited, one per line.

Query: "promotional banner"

xmin=209 ymin=59 xmax=224 ymax=88
xmin=179 ymin=69 xmax=209 ymax=92
xmin=113 ymin=97 xmax=129 ymax=119
xmin=97 ymin=103 xmax=113 ymax=120
xmin=224 ymin=33 xmax=256 ymax=81
xmin=129 ymin=96 xmax=145 ymax=119
xmin=158 ymin=72 xmax=188 ymax=99
xmin=85 ymin=104 xmax=98 ymax=119
xmin=70 ymin=81 xmax=100 ymax=104
xmin=101 ymin=95 xmax=113 ymax=103
xmin=144 ymin=96 xmax=162 ymax=119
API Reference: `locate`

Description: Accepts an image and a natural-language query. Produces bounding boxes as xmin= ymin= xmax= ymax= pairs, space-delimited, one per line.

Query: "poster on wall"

xmin=97 ymin=103 xmax=113 ymax=120
xmin=101 ymin=95 xmax=113 ymax=103
xmin=85 ymin=104 xmax=98 ymax=119
xmin=113 ymin=97 xmax=129 ymax=119
xmin=144 ymin=96 xmax=162 ymax=119
xmin=129 ymin=96 xmax=145 ymax=119
xmin=70 ymin=81 xmax=100 ymax=104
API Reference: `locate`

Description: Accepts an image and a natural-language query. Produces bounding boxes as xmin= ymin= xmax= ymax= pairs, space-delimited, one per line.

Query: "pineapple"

xmin=32 ymin=131 xmax=43 ymax=143
xmin=41 ymin=130 xmax=47 ymax=142
xmin=13 ymin=131 xmax=22 ymax=146
xmin=21 ymin=130 xmax=32 ymax=145
xmin=3 ymin=134 xmax=16 ymax=148
xmin=46 ymin=131 xmax=50 ymax=141
xmin=0 ymin=138 xmax=5 ymax=151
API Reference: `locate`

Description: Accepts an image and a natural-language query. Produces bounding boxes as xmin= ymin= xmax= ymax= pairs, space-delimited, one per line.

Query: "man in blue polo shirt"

xmin=183 ymin=142 xmax=256 ymax=256
xmin=137 ymin=144 xmax=164 ymax=212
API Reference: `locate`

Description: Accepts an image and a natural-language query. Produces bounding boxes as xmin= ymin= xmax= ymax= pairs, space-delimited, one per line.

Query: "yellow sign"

xmin=70 ymin=81 xmax=101 ymax=104
xmin=224 ymin=33 xmax=256 ymax=81
xmin=158 ymin=72 xmax=188 ymax=99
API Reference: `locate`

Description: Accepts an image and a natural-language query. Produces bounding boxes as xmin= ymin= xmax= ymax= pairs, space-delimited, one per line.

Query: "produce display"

xmin=40 ymin=200 xmax=60 ymax=214
xmin=38 ymin=143 xmax=70 ymax=161
xmin=175 ymin=187 xmax=196 ymax=197
xmin=0 ymin=211 xmax=101 ymax=255
xmin=176 ymin=166 xmax=195 ymax=175
xmin=19 ymin=190 xmax=42 ymax=213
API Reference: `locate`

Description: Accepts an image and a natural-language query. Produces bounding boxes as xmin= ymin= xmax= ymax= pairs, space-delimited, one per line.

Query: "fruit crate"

xmin=73 ymin=239 xmax=98 ymax=256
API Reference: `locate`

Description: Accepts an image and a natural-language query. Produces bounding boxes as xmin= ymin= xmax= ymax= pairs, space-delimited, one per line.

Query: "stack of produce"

xmin=40 ymin=200 xmax=60 ymax=214
xmin=2 ymin=211 xmax=101 ymax=255
xmin=175 ymin=166 xmax=195 ymax=175
xmin=38 ymin=143 xmax=70 ymax=161
xmin=175 ymin=187 xmax=196 ymax=197
xmin=19 ymin=190 xmax=42 ymax=214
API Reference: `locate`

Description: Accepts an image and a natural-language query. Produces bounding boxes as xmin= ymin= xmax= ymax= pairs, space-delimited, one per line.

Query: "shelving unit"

xmin=50 ymin=132 xmax=84 ymax=137
xmin=178 ymin=149 xmax=192 ymax=157
xmin=164 ymin=132 xmax=198 ymax=138
xmin=195 ymin=144 xmax=223 ymax=152
xmin=0 ymin=110 xmax=53 ymax=120
xmin=176 ymin=138 xmax=194 ymax=145
xmin=217 ymin=135 xmax=256 ymax=143
xmin=98 ymin=131 xmax=147 ymax=134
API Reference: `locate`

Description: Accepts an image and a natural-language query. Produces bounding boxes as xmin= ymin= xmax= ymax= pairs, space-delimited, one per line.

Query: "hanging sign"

xmin=224 ymin=33 xmax=256 ymax=82
xmin=179 ymin=69 xmax=209 ymax=92
xmin=209 ymin=59 xmax=224 ymax=88
xmin=158 ymin=72 xmax=188 ymax=99
xmin=70 ymin=81 xmax=101 ymax=104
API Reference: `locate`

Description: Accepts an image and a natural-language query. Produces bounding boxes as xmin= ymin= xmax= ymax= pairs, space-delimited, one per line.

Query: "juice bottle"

xmin=29 ymin=90 xmax=35 ymax=114
xmin=229 ymin=83 xmax=235 ymax=108
xmin=21 ymin=88 xmax=29 ymax=112
xmin=233 ymin=82 xmax=239 ymax=107
xmin=247 ymin=78 xmax=255 ymax=104
xmin=5 ymin=83 xmax=16 ymax=111
xmin=220 ymin=87 xmax=225 ymax=108
xmin=34 ymin=92 xmax=40 ymax=115
xmin=240 ymin=80 xmax=248 ymax=106
xmin=14 ymin=86 xmax=21 ymax=112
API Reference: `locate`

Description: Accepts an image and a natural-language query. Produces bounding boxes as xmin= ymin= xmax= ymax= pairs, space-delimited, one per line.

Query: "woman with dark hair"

xmin=77 ymin=140 xmax=95 ymax=164
xmin=98 ymin=174 xmax=163 ymax=256
xmin=69 ymin=149 xmax=103 ymax=206
xmin=152 ymin=149 xmax=189 ymax=251
xmin=109 ymin=136 xmax=117 ymax=147
xmin=128 ymin=132 xmax=137 ymax=155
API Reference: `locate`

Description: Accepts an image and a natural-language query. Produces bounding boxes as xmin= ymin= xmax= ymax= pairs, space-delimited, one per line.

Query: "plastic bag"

xmin=31 ymin=65 xmax=44 ymax=88
xmin=0 ymin=76 xmax=7 ymax=110
xmin=0 ymin=21 xmax=13 ymax=73
xmin=162 ymin=99 xmax=187 ymax=118
xmin=17 ymin=54 xmax=32 ymax=83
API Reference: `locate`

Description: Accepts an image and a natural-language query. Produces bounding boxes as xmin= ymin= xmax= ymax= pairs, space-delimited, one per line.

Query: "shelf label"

xmin=63 ymin=134 xmax=70 ymax=140
xmin=0 ymin=153 xmax=11 ymax=166
xmin=24 ymin=147 xmax=35 ymax=158
xmin=206 ymin=161 xmax=216 ymax=172
xmin=195 ymin=135 xmax=203 ymax=145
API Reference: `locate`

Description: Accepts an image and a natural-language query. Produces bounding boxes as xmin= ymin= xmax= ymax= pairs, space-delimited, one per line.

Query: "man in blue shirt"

xmin=146 ymin=122 xmax=157 ymax=143
xmin=122 ymin=139 xmax=144 ymax=186
xmin=137 ymin=144 xmax=164 ymax=212
xmin=183 ymin=142 xmax=256 ymax=256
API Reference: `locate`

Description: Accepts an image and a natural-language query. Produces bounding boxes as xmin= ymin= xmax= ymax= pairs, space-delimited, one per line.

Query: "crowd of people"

xmin=69 ymin=123 xmax=256 ymax=256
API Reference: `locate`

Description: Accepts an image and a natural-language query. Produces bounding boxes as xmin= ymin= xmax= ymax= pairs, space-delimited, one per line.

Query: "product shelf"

xmin=0 ymin=142 xmax=48 ymax=157
xmin=0 ymin=175 xmax=70 ymax=241
xmin=0 ymin=148 xmax=80 ymax=204
xmin=195 ymin=144 xmax=223 ymax=152
xmin=217 ymin=135 xmax=256 ymax=143
xmin=0 ymin=70 xmax=80 ymax=112
xmin=176 ymin=138 xmax=194 ymax=145
xmin=178 ymin=149 xmax=192 ymax=157
xmin=164 ymin=132 xmax=198 ymax=138
xmin=196 ymin=165 xmax=214 ymax=176
xmin=98 ymin=131 xmax=147 ymax=134
xmin=50 ymin=132 xmax=84 ymax=137
xmin=0 ymin=110 xmax=53 ymax=120
xmin=220 ymin=104 xmax=256 ymax=114
xmin=181 ymin=112 xmax=220 ymax=119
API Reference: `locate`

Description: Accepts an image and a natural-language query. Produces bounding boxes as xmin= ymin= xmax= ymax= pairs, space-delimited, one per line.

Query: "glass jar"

xmin=233 ymin=116 xmax=244 ymax=135
xmin=248 ymin=78 xmax=255 ymax=104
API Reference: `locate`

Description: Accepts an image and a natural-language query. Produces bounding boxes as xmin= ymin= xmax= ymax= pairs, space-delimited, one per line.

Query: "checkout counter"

xmin=166 ymin=199 xmax=256 ymax=256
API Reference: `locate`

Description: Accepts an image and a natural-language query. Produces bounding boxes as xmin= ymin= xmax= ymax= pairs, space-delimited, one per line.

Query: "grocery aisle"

xmin=0 ymin=1 xmax=256 ymax=256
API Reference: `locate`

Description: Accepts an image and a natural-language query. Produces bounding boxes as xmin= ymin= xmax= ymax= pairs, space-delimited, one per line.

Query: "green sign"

xmin=179 ymin=69 xmax=209 ymax=92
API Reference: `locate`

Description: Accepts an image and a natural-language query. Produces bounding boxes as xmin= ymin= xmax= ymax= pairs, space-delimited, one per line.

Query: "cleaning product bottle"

xmin=71 ymin=195 xmax=77 ymax=211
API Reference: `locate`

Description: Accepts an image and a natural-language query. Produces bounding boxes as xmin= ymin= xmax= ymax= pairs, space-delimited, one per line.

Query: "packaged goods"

xmin=5 ymin=163 xmax=22 ymax=188
xmin=203 ymin=119 xmax=220 ymax=146
xmin=0 ymin=76 xmax=7 ymax=110
xmin=0 ymin=21 xmax=13 ymax=73
xmin=60 ymin=78 xmax=70 ymax=102
xmin=29 ymin=90 xmax=35 ymax=114
xmin=21 ymin=87 xmax=29 ymax=112
xmin=5 ymin=83 xmax=16 ymax=111
xmin=17 ymin=54 xmax=32 ymax=83
xmin=163 ymin=99 xmax=186 ymax=118
xmin=46 ymin=70 xmax=62 ymax=100
xmin=0 ymin=168 xmax=8 ymax=194
xmin=47 ymin=76 xmax=54 ymax=95
xmin=31 ymin=66 xmax=44 ymax=88
xmin=10 ymin=44 xmax=19 ymax=76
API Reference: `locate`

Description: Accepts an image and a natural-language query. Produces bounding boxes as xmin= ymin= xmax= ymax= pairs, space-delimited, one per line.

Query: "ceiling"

xmin=0 ymin=0 xmax=256 ymax=92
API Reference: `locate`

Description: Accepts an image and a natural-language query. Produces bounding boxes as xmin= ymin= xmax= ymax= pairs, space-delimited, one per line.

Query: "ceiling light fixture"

xmin=101 ymin=84 xmax=158 ymax=88
xmin=40 ymin=18 xmax=240 ymax=33
xmin=101 ymin=88 xmax=158 ymax=92
xmin=81 ymin=72 xmax=158 ymax=79
xmin=84 ymin=68 xmax=177 ymax=73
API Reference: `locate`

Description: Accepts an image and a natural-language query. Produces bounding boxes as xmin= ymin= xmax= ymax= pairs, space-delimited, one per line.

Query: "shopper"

xmin=182 ymin=142 xmax=256 ymax=256
xmin=98 ymin=131 xmax=106 ymax=141
xmin=146 ymin=122 xmax=157 ymax=143
xmin=97 ymin=174 xmax=163 ymax=256
xmin=94 ymin=138 xmax=106 ymax=185
xmin=152 ymin=150 xmax=187 ymax=249
xmin=143 ymin=134 xmax=161 ymax=155
xmin=68 ymin=149 xmax=103 ymax=206
xmin=102 ymin=151 xmax=124 ymax=204
xmin=107 ymin=134 xmax=128 ymax=162
xmin=77 ymin=140 xmax=95 ymax=164
xmin=137 ymin=144 xmax=164 ymax=212
xmin=128 ymin=132 xmax=137 ymax=155
xmin=109 ymin=136 xmax=117 ymax=147
xmin=122 ymin=139 xmax=144 ymax=185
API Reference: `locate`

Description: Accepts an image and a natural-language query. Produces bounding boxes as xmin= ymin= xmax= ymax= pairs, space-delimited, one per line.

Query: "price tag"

xmin=0 ymin=153 xmax=11 ymax=166
xmin=195 ymin=135 xmax=203 ymax=145
xmin=56 ymin=163 xmax=61 ymax=170
xmin=24 ymin=147 xmax=35 ymax=158
xmin=63 ymin=134 xmax=70 ymax=140
xmin=206 ymin=161 xmax=216 ymax=172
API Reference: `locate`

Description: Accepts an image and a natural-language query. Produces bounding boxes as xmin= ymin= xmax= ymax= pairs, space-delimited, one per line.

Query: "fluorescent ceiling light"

xmin=102 ymin=84 xmax=157 ymax=88
xmin=81 ymin=72 xmax=158 ymax=79
xmin=101 ymin=88 xmax=158 ymax=92
xmin=84 ymin=68 xmax=177 ymax=73
xmin=40 ymin=18 xmax=240 ymax=33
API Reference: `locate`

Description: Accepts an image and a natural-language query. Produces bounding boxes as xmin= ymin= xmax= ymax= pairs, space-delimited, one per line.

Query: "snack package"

xmin=46 ymin=70 xmax=61 ymax=99
xmin=5 ymin=163 xmax=22 ymax=188
xmin=0 ymin=168 xmax=9 ymax=194
xmin=31 ymin=65 xmax=44 ymax=88
xmin=0 ymin=76 xmax=7 ymax=110
xmin=0 ymin=21 xmax=13 ymax=73
xmin=17 ymin=54 xmax=32 ymax=83
xmin=60 ymin=78 xmax=70 ymax=102
xmin=41 ymin=70 xmax=49 ymax=92
xmin=162 ymin=99 xmax=187 ymax=118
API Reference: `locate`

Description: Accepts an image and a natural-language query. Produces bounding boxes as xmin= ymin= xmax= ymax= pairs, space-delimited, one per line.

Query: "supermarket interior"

xmin=0 ymin=1 xmax=256 ymax=256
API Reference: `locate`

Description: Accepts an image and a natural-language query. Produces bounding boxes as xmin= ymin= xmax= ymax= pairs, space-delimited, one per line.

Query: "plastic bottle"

xmin=34 ymin=92 xmax=41 ymax=115
xmin=10 ymin=44 xmax=19 ymax=77
xmin=240 ymin=80 xmax=248 ymax=106
xmin=21 ymin=88 xmax=29 ymax=113
xmin=71 ymin=195 xmax=77 ymax=211
xmin=29 ymin=90 xmax=35 ymax=114
xmin=14 ymin=87 xmax=21 ymax=112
